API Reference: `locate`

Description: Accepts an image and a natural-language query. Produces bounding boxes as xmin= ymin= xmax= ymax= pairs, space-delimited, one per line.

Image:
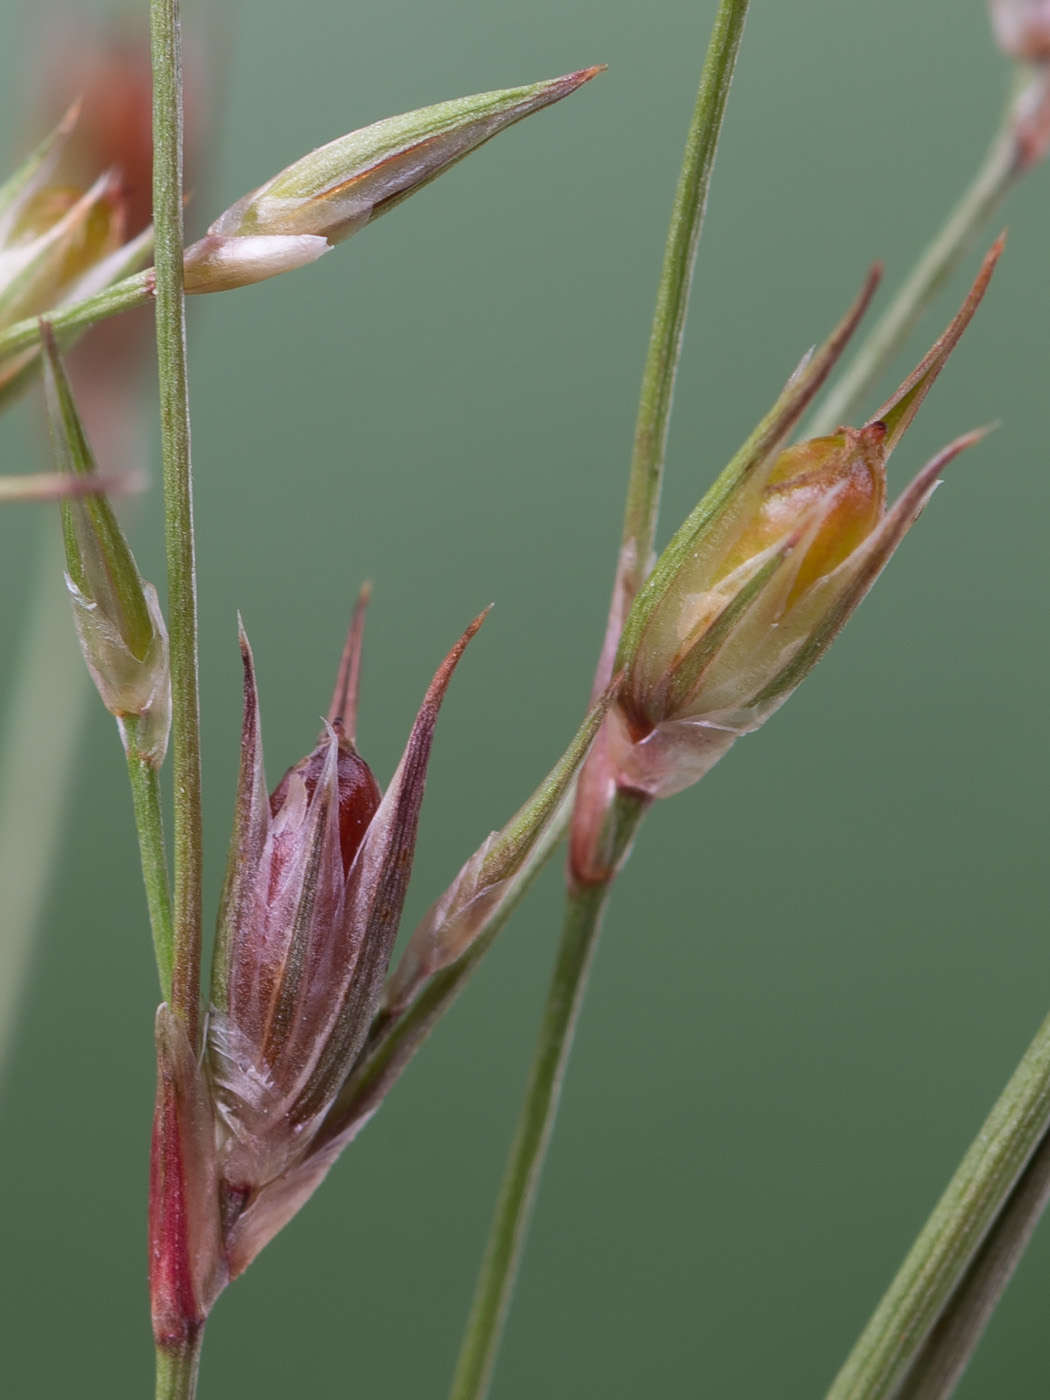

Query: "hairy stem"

xmin=151 ymin=0 xmax=202 ymax=1047
xmin=124 ymin=718 xmax=175 ymax=1000
xmin=825 ymin=1007 xmax=1050 ymax=1400
xmin=448 ymin=792 xmax=646 ymax=1400
xmin=809 ymin=111 xmax=1019 ymax=437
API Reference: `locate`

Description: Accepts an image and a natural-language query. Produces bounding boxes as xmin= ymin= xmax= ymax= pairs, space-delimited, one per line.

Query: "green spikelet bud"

xmin=40 ymin=321 xmax=170 ymax=765
xmin=182 ymin=68 xmax=602 ymax=292
xmin=605 ymin=241 xmax=1001 ymax=802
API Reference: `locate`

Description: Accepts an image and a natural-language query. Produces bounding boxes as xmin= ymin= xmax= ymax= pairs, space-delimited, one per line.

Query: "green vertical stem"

xmin=124 ymin=718 xmax=174 ymax=1000
xmin=155 ymin=1331 xmax=205 ymax=1400
xmin=809 ymin=115 xmax=1020 ymax=438
xmin=450 ymin=8 xmax=751 ymax=1395
xmin=150 ymin=0 xmax=202 ymax=1048
xmin=824 ymin=1008 xmax=1050 ymax=1400
xmin=618 ymin=0 xmax=751 ymax=607
xmin=448 ymin=792 xmax=646 ymax=1400
xmin=894 ymin=1121 xmax=1050 ymax=1400
xmin=0 ymin=527 xmax=88 ymax=1089
xmin=446 ymin=884 xmax=608 ymax=1400
xmin=150 ymin=4 xmax=205 ymax=1394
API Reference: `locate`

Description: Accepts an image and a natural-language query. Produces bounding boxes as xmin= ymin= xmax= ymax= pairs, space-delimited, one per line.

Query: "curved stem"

xmin=809 ymin=115 xmax=1019 ymax=437
xmin=151 ymin=0 xmax=202 ymax=1048
xmin=124 ymin=718 xmax=174 ymax=1000
xmin=448 ymin=792 xmax=646 ymax=1400
xmin=155 ymin=1330 xmax=205 ymax=1400
xmin=0 ymin=273 xmax=152 ymax=365
xmin=824 ymin=1006 xmax=1050 ymax=1400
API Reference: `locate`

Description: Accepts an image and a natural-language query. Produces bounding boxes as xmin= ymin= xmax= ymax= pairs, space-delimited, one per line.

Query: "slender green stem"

xmin=448 ymin=792 xmax=645 ymax=1400
xmin=155 ymin=1330 xmax=205 ymax=1400
xmin=824 ymin=1007 xmax=1050 ymax=1400
xmin=0 ymin=273 xmax=152 ymax=365
xmin=151 ymin=0 xmax=202 ymax=1047
xmin=0 ymin=527 xmax=88 ymax=1089
xmin=893 ymin=1121 xmax=1050 ymax=1400
xmin=123 ymin=718 xmax=174 ymax=1001
xmin=809 ymin=115 xmax=1019 ymax=437
xmin=449 ymin=11 xmax=750 ymax=1394
xmin=618 ymin=0 xmax=750 ymax=610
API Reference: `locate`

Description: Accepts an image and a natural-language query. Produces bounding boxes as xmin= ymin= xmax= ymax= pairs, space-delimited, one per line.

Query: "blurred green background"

xmin=0 ymin=1 xmax=1048 ymax=1396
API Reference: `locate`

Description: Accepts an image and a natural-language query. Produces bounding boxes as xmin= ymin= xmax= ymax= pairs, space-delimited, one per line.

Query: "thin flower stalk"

xmin=810 ymin=69 xmax=1043 ymax=436
xmin=124 ymin=717 xmax=176 ymax=998
xmin=448 ymin=789 xmax=645 ymax=1400
xmin=449 ymin=4 xmax=751 ymax=1394
xmin=149 ymin=1 xmax=203 ymax=1393
xmin=151 ymin=0 xmax=202 ymax=1058
xmin=0 ymin=269 xmax=152 ymax=370
xmin=619 ymin=0 xmax=751 ymax=600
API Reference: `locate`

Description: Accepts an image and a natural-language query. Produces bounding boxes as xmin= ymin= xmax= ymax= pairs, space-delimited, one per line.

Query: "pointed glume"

xmin=326 ymin=582 xmax=371 ymax=743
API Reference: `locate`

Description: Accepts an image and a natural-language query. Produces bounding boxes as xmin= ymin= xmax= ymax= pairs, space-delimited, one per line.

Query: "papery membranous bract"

xmin=205 ymin=600 xmax=484 ymax=1278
